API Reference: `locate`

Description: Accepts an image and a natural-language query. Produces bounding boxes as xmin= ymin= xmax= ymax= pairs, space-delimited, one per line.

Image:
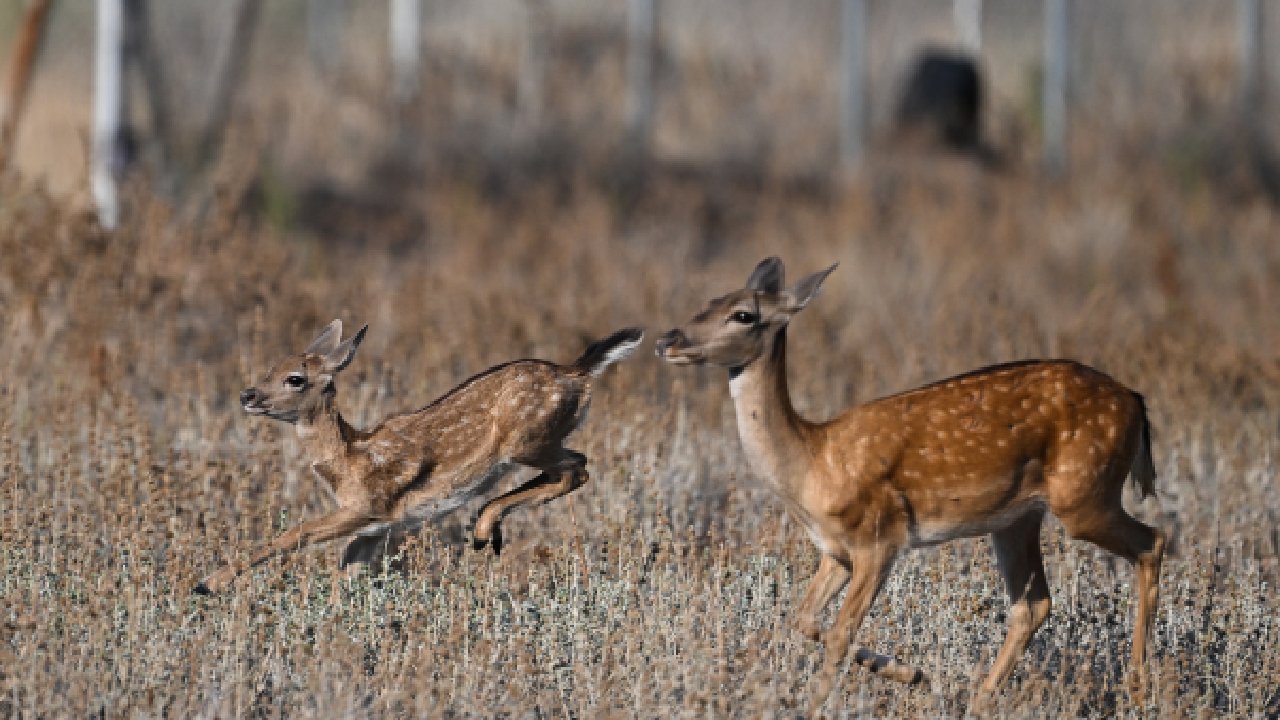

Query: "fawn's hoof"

xmin=470 ymin=513 xmax=504 ymax=556
xmin=192 ymin=582 xmax=213 ymax=596
xmin=472 ymin=526 xmax=503 ymax=556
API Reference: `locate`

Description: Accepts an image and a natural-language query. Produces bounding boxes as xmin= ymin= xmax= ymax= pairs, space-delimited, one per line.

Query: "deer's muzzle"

xmin=654 ymin=329 xmax=684 ymax=357
xmin=655 ymin=329 xmax=704 ymax=365
xmin=240 ymin=387 xmax=267 ymax=413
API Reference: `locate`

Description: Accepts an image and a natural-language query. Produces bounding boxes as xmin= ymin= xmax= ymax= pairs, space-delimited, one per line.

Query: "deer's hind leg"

xmin=471 ymin=448 xmax=588 ymax=555
xmin=1049 ymin=453 xmax=1165 ymax=696
xmin=980 ymin=509 xmax=1052 ymax=694
xmin=1055 ymin=503 xmax=1164 ymax=694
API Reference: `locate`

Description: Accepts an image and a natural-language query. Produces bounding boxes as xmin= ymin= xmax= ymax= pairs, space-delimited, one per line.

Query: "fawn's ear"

xmin=323 ymin=324 xmax=367 ymax=373
xmin=746 ymin=256 xmax=785 ymax=294
xmin=306 ymin=320 xmax=343 ymax=356
xmin=780 ymin=263 xmax=837 ymax=314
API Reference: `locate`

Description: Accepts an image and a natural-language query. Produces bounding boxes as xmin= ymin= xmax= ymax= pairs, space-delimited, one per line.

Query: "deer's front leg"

xmin=811 ymin=542 xmax=923 ymax=708
xmin=195 ymin=508 xmax=372 ymax=595
xmin=472 ymin=450 xmax=588 ymax=555
xmin=796 ymin=553 xmax=850 ymax=641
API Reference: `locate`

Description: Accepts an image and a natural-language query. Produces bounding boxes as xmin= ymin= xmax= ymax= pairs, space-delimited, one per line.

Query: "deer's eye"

xmin=284 ymin=374 xmax=307 ymax=390
xmin=729 ymin=311 xmax=759 ymax=325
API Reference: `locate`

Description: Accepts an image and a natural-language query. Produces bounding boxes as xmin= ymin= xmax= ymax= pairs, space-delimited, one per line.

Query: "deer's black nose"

xmin=240 ymin=388 xmax=262 ymax=406
xmin=655 ymin=329 xmax=685 ymax=357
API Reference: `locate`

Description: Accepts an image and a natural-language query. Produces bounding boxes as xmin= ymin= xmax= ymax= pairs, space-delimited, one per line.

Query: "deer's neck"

xmin=295 ymin=393 xmax=354 ymax=464
xmin=728 ymin=327 xmax=812 ymax=495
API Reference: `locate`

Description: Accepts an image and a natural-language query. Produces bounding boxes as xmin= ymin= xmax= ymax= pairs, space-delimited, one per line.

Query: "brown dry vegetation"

xmin=1 ymin=3 xmax=1279 ymax=715
xmin=1 ymin=145 xmax=1278 ymax=717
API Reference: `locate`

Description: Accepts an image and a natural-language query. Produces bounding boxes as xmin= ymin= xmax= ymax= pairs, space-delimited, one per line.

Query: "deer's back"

xmin=817 ymin=360 xmax=1142 ymax=539
xmin=376 ymin=359 xmax=591 ymax=465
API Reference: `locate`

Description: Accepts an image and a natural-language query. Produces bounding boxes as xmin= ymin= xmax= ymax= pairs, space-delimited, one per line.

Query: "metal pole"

xmin=839 ymin=0 xmax=867 ymax=174
xmin=93 ymin=0 xmax=126 ymax=229
xmin=519 ymin=0 xmax=548 ymax=129
xmin=1043 ymin=0 xmax=1068 ymax=175
xmin=390 ymin=0 xmax=420 ymax=103
xmin=1237 ymin=0 xmax=1263 ymax=120
xmin=626 ymin=0 xmax=657 ymax=152
xmin=307 ymin=0 xmax=346 ymax=77
xmin=954 ymin=0 xmax=982 ymax=54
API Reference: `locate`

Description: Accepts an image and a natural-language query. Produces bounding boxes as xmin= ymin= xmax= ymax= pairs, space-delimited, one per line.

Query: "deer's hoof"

xmin=193 ymin=582 xmax=213 ymax=596
xmin=473 ymin=520 xmax=501 ymax=556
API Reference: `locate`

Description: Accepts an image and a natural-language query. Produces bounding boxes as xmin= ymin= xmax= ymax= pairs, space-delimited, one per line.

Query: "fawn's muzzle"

xmin=240 ymin=388 xmax=264 ymax=408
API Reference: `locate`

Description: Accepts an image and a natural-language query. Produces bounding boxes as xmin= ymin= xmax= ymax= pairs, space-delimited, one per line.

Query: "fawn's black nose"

xmin=654 ymin=329 xmax=685 ymax=357
xmin=240 ymin=388 xmax=261 ymax=406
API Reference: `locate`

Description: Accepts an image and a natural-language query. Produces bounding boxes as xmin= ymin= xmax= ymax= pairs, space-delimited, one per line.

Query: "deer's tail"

xmin=572 ymin=328 xmax=644 ymax=377
xmin=1130 ymin=393 xmax=1157 ymax=499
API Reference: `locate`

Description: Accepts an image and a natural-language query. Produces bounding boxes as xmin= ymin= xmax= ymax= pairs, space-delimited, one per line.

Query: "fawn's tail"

xmin=572 ymin=328 xmax=644 ymax=377
xmin=1130 ymin=392 xmax=1157 ymax=498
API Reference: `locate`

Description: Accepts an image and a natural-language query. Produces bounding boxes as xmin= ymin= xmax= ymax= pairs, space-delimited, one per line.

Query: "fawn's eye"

xmin=284 ymin=373 xmax=307 ymax=390
xmin=729 ymin=311 xmax=758 ymax=325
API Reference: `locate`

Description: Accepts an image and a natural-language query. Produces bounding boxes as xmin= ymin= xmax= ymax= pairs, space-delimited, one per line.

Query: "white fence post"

xmin=839 ymin=0 xmax=867 ymax=174
xmin=1043 ymin=0 xmax=1068 ymax=174
xmin=1237 ymin=0 xmax=1263 ymax=119
xmin=626 ymin=0 xmax=657 ymax=152
xmin=954 ymin=0 xmax=983 ymax=54
xmin=519 ymin=0 xmax=548 ymax=129
xmin=307 ymin=0 xmax=346 ymax=77
xmin=93 ymin=0 xmax=126 ymax=229
xmin=390 ymin=0 xmax=421 ymax=103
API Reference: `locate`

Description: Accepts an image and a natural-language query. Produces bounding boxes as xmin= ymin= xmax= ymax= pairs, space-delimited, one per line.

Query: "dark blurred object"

xmin=893 ymin=48 xmax=985 ymax=155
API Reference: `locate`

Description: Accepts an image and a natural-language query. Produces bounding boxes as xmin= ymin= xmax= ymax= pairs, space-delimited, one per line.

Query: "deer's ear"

xmin=781 ymin=263 xmax=837 ymax=313
xmin=306 ymin=320 xmax=343 ymax=356
xmin=746 ymin=257 xmax=785 ymax=293
xmin=324 ymin=324 xmax=367 ymax=373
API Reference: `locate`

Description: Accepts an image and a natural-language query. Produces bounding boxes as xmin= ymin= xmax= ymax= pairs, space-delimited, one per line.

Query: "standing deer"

xmin=195 ymin=320 xmax=642 ymax=594
xmin=655 ymin=257 xmax=1164 ymax=698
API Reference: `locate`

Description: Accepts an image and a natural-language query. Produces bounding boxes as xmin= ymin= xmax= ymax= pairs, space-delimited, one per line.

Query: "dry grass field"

xmin=1 ymin=4 xmax=1278 ymax=715
xmin=1 ymin=140 xmax=1278 ymax=717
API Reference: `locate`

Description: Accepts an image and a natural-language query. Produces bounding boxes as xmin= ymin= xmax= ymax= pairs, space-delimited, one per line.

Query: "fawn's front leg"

xmin=195 ymin=508 xmax=373 ymax=594
xmin=471 ymin=449 xmax=588 ymax=555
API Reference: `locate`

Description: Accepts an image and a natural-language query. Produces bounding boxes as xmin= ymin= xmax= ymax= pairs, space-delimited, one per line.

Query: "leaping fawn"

xmin=196 ymin=320 xmax=642 ymax=594
xmin=656 ymin=257 xmax=1164 ymax=698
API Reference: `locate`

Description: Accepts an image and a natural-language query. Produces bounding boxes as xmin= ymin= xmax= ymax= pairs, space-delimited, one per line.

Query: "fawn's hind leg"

xmin=341 ymin=528 xmax=416 ymax=569
xmin=471 ymin=449 xmax=588 ymax=555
